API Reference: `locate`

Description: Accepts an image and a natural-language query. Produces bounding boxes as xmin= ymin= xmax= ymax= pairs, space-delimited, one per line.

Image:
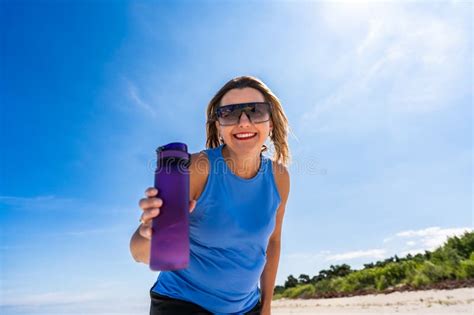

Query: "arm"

xmin=260 ymin=233 xmax=282 ymax=313
xmin=260 ymin=164 xmax=290 ymax=314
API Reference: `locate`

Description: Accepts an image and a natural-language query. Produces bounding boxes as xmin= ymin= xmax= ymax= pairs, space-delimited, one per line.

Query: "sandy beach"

xmin=271 ymin=287 xmax=474 ymax=314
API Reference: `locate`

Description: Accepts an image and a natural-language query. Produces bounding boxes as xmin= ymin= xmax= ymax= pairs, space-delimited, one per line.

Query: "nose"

xmin=238 ymin=111 xmax=252 ymax=127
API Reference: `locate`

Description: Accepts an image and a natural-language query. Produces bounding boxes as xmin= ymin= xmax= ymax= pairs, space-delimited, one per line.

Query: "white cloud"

xmin=301 ymin=2 xmax=471 ymax=135
xmin=125 ymin=79 xmax=157 ymax=117
xmin=302 ymin=226 xmax=471 ymax=264
xmin=392 ymin=226 xmax=472 ymax=250
xmin=325 ymin=249 xmax=387 ymax=261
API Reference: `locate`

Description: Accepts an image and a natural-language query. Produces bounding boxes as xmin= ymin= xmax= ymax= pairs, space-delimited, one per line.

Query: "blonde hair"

xmin=206 ymin=76 xmax=291 ymax=166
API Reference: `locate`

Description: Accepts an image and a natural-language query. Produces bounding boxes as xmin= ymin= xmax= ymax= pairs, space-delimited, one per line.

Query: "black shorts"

xmin=149 ymin=290 xmax=262 ymax=315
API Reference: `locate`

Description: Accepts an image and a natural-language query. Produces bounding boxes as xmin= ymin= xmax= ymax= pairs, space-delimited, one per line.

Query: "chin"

xmin=229 ymin=137 xmax=265 ymax=152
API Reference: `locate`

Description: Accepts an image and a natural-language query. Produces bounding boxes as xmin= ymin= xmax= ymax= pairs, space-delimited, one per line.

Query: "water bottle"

xmin=150 ymin=142 xmax=191 ymax=271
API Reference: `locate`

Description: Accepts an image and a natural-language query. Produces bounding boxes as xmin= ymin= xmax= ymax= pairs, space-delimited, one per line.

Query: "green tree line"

xmin=274 ymin=231 xmax=474 ymax=299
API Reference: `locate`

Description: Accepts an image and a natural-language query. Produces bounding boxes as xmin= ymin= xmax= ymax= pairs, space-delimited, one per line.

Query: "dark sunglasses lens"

xmin=217 ymin=103 xmax=270 ymax=125
xmin=250 ymin=103 xmax=271 ymax=123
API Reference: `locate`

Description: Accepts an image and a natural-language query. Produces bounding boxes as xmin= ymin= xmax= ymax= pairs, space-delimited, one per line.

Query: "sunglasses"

xmin=215 ymin=102 xmax=272 ymax=126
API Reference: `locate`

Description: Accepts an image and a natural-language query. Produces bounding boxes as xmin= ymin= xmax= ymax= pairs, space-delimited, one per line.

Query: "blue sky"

xmin=0 ymin=1 xmax=472 ymax=314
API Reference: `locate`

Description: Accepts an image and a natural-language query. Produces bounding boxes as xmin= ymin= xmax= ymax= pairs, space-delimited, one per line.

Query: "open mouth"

xmin=233 ymin=132 xmax=257 ymax=140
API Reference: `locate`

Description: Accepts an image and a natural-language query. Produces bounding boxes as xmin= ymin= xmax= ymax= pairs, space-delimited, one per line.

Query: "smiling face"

xmin=215 ymin=87 xmax=273 ymax=156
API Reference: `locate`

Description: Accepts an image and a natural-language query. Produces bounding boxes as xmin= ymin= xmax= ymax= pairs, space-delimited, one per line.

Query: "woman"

xmin=130 ymin=76 xmax=291 ymax=314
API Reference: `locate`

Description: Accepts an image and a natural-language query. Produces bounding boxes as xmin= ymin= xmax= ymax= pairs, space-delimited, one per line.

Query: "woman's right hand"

xmin=138 ymin=187 xmax=197 ymax=240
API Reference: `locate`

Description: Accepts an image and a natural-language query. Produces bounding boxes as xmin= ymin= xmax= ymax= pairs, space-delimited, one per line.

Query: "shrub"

xmin=402 ymin=261 xmax=422 ymax=285
xmin=274 ymin=285 xmax=285 ymax=295
xmin=274 ymin=233 xmax=474 ymax=299
xmin=273 ymin=293 xmax=283 ymax=300
xmin=342 ymin=269 xmax=376 ymax=291
xmin=282 ymin=284 xmax=315 ymax=299
xmin=430 ymin=247 xmax=461 ymax=276
xmin=380 ymin=262 xmax=407 ymax=285
xmin=375 ymin=275 xmax=389 ymax=291
xmin=313 ymin=279 xmax=334 ymax=293
xmin=458 ymin=259 xmax=474 ymax=279
xmin=444 ymin=232 xmax=474 ymax=259
xmin=410 ymin=270 xmax=431 ymax=288
xmin=419 ymin=261 xmax=445 ymax=282
xmin=330 ymin=277 xmax=346 ymax=293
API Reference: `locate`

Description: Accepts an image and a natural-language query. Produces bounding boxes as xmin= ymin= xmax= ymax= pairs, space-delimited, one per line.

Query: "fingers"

xmin=189 ymin=199 xmax=197 ymax=213
xmin=141 ymin=198 xmax=193 ymax=213
xmin=138 ymin=196 xmax=163 ymax=210
xmin=141 ymin=208 xmax=160 ymax=223
xmin=139 ymin=208 xmax=160 ymax=239
xmin=139 ymin=222 xmax=153 ymax=239
xmin=138 ymin=186 xmax=195 ymax=240
xmin=138 ymin=187 xmax=161 ymax=240
xmin=145 ymin=187 xmax=158 ymax=198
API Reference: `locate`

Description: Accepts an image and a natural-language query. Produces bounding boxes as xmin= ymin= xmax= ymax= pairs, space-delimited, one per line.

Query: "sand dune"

xmin=272 ymin=287 xmax=474 ymax=314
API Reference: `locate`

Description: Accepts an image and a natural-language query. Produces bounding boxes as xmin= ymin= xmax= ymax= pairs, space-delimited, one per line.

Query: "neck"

xmin=222 ymin=144 xmax=261 ymax=179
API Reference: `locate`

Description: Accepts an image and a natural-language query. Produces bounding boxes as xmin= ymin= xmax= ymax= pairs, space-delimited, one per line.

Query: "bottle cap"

xmin=159 ymin=142 xmax=188 ymax=153
xmin=156 ymin=142 xmax=190 ymax=164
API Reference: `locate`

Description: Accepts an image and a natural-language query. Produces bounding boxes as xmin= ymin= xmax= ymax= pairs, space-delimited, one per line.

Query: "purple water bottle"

xmin=150 ymin=142 xmax=191 ymax=271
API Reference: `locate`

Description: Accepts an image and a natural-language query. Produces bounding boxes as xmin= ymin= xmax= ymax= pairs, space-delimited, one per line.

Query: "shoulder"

xmin=189 ymin=151 xmax=210 ymax=201
xmin=270 ymin=160 xmax=290 ymax=203
xmin=189 ymin=151 xmax=209 ymax=173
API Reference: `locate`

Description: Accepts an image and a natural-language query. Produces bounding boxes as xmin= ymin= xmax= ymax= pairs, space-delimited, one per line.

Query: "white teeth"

xmin=235 ymin=133 xmax=256 ymax=139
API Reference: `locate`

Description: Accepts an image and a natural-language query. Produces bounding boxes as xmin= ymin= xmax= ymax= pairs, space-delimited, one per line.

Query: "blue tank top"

xmin=151 ymin=144 xmax=281 ymax=314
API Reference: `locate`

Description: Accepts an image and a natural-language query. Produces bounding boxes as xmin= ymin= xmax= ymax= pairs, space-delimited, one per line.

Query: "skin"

xmin=216 ymin=87 xmax=273 ymax=179
xmin=129 ymin=87 xmax=290 ymax=315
